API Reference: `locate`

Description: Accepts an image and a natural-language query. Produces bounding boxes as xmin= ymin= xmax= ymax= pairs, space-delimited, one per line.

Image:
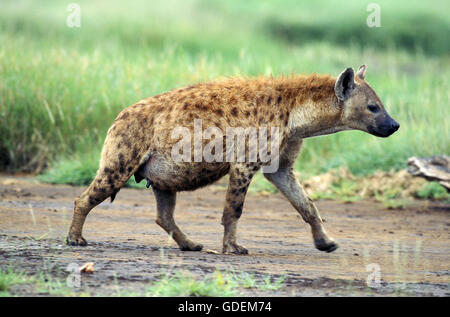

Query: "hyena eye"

xmin=367 ymin=104 xmax=380 ymax=113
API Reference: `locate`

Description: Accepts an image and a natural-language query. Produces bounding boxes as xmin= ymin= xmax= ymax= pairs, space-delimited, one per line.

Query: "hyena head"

xmin=335 ymin=65 xmax=400 ymax=138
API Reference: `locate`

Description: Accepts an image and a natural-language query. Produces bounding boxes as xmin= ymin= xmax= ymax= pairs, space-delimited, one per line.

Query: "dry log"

xmin=407 ymin=155 xmax=450 ymax=190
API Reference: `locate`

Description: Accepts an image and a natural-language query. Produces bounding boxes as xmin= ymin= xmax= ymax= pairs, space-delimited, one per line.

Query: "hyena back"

xmin=67 ymin=65 xmax=399 ymax=254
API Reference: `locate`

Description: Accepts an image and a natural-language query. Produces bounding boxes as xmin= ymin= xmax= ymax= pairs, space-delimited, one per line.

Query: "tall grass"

xmin=0 ymin=0 xmax=448 ymax=183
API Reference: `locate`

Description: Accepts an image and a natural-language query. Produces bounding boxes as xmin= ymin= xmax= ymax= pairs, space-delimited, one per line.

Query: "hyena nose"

xmin=389 ymin=121 xmax=400 ymax=133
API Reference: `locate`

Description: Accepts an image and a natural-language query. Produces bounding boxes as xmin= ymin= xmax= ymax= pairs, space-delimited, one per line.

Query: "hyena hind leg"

xmin=221 ymin=163 xmax=257 ymax=255
xmin=152 ymin=187 xmax=203 ymax=251
xmin=67 ymin=167 xmax=132 ymax=246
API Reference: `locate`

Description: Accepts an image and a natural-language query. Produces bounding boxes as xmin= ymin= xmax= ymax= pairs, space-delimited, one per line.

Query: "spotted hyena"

xmin=67 ymin=65 xmax=399 ymax=254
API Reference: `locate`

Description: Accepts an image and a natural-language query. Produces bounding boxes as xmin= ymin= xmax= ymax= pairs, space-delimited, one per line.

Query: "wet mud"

xmin=0 ymin=175 xmax=449 ymax=296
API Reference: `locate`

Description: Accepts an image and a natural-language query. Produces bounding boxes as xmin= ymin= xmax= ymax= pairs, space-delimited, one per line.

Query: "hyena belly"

xmin=135 ymin=154 xmax=230 ymax=192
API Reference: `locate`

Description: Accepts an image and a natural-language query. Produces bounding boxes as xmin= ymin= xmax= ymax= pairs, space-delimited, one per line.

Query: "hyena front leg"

xmin=263 ymin=137 xmax=338 ymax=253
xmin=222 ymin=163 xmax=257 ymax=254
xmin=264 ymin=168 xmax=338 ymax=252
xmin=152 ymin=188 xmax=203 ymax=251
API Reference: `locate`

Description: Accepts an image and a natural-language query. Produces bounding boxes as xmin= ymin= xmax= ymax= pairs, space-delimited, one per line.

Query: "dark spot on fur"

xmin=132 ymin=147 xmax=139 ymax=160
xmin=195 ymin=103 xmax=207 ymax=111
xmin=231 ymin=108 xmax=238 ymax=116
xmin=233 ymin=202 xmax=243 ymax=218
xmin=124 ymin=138 xmax=132 ymax=148
xmin=277 ymin=95 xmax=282 ymax=104
xmin=89 ymin=196 xmax=97 ymax=205
xmin=119 ymin=154 xmax=125 ymax=173
xmin=118 ymin=112 xmax=129 ymax=120
xmin=127 ymin=166 xmax=132 ymax=173
xmin=107 ymin=176 xmax=114 ymax=185
xmin=267 ymin=96 xmax=272 ymax=105
xmin=214 ymin=109 xmax=223 ymax=116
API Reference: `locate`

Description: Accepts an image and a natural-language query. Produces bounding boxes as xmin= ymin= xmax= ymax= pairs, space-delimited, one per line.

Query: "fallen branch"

xmin=407 ymin=156 xmax=450 ymax=191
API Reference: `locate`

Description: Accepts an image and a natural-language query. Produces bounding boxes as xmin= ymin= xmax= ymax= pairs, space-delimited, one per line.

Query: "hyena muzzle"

xmin=67 ymin=65 xmax=399 ymax=254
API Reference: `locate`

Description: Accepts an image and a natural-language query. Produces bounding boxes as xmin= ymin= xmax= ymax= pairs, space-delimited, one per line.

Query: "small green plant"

xmin=145 ymin=270 xmax=285 ymax=297
xmin=228 ymin=271 xmax=285 ymax=291
xmin=416 ymin=182 xmax=449 ymax=200
xmin=374 ymin=190 xmax=410 ymax=210
xmin=34 ymin=271 xmax=83 ymax=296
xmin=0 ymin=266 xmax=90 ymax=297
xmin=310 ymin=179 xmax=361 ymax=203
xmin=146 ymin=271 xmax=238 ymax=297
xmin=379 ymin=197 xmax=409 ymax=210
xmin=256 ymin=275 xmax=285 ymax=291
xmin=0 ymin=267 xmax=32 ymax=296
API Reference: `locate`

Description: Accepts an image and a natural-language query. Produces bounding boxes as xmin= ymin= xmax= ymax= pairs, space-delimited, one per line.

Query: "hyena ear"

xmin=356 ymin=64 xmax=367 ymax=80
xmin=334 ymin=67 xmax=355 ymax=102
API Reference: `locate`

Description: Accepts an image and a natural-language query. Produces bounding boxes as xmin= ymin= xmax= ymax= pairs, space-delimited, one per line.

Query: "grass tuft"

xmin=415 ymin=182 xmax=449 ymax=201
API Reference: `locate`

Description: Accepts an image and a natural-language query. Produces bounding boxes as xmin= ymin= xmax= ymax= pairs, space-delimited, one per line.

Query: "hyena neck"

xmin=279 ymin=74 xmax=346 ymax=138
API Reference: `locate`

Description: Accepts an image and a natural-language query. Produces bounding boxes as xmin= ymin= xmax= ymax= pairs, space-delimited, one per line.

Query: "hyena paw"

xmin=223 ymin=242 xmax=249 ymax=255
xmin=179 ymin=240 xmax=203 ymax=251
xmin=314 ymin=237 xmax=338 ymax=253
xmin=66 ymin=234 xmax=88 ymax=246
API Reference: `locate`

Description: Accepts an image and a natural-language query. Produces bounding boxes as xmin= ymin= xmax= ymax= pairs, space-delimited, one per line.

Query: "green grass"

xmin=0 ymin=0 xmax=448 ymax=185
xmin=0 ymin=266 xmax=82 ymax=297
xmin=146 ymin=270 xmax=285 ymax=297
xmin=416 ymin=182 xmax=450 ymax=201
xmin=374 ymin=191 xmax=411 ymax=210
xmin=0 ymin=267 xmax=31 ymax=296
xmin=310 ymin=179 xmax=363 ymax=203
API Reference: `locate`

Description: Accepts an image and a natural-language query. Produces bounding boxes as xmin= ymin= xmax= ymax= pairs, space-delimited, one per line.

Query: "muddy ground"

xmin=0 ymin=174 xmax=449 ymax=296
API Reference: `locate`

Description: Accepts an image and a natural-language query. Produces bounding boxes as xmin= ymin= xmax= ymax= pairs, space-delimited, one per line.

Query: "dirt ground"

xmin=0 ymin=174 xmax=449 ymax=296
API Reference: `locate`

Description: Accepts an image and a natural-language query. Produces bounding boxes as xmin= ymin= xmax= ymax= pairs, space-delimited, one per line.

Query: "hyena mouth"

xmin=368 ymin=122 xmax=400 ymax=138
